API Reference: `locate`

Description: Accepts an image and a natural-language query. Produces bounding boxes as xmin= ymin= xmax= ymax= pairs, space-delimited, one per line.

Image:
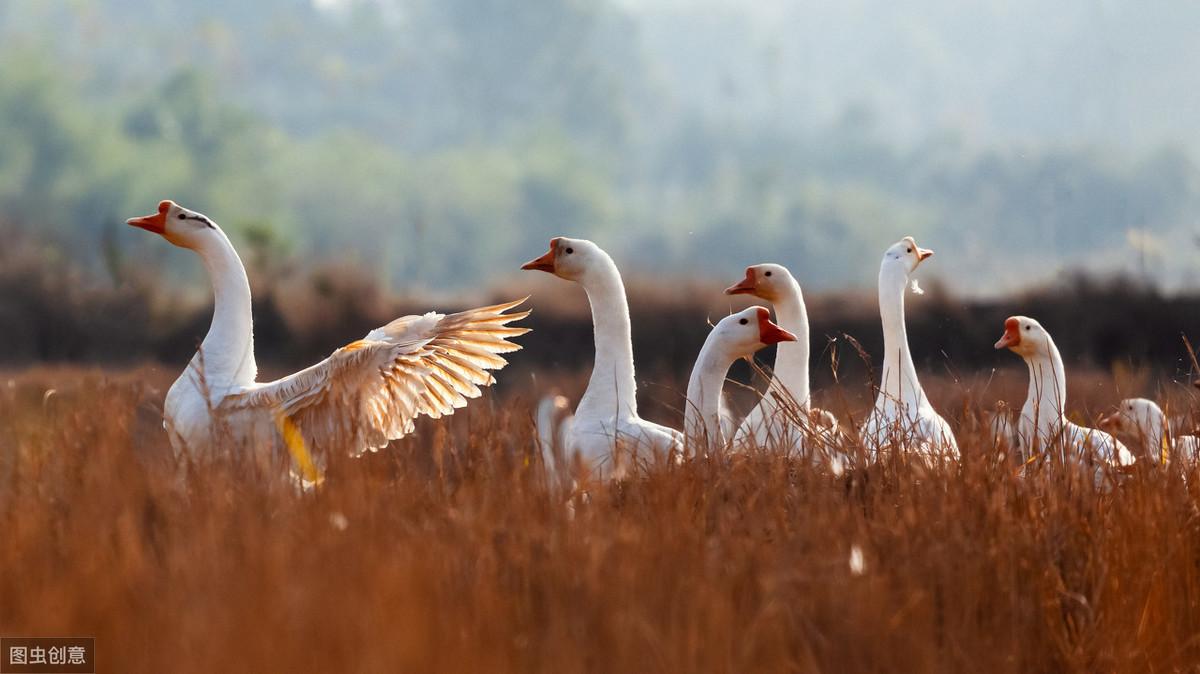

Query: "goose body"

xmin=522 ymin=238 xmax=682 ymax=477
xmin=684 ymin=306 xmax=796 ymax=451
xmin=130 ymin=201 xmax=529 ymax=466
xmin=995 ymin=316 xmax=1135 ymax=478
xmin=534 ymin=393 xmax=575 ymax=488
xmin=859 ymin=237 xmax=958 ymax=459
xmin=1100 ymin=398 xmax=1200 ymax=465
xmin=724 ymin=263 xmax=843 ymax=462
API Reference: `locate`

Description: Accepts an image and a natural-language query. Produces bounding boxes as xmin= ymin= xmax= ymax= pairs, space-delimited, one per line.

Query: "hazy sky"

xmin=5 ymin=0 xmax=1199 ymax=294
xmin=621 ymin=0 xmax=1200 ymax=153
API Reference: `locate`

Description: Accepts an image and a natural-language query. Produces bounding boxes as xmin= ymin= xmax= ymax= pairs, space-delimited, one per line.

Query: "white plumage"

xmin=724 ymin=263 xmax=845 ymax=468
xmin=522 ymin=237 xmax=682 ymax=478
xmin=129 ymin=200 xmax=528 ymax=465
xmin=222 ymin=300 xmax=529 ymax=456
xmin=860 ymin=237 xmax=959 ymax=460
xmin=684 ymin=306 xmax=797 ymax=452
xmin=1100 ymin=397 xmax=1199 ymax=466
xmin=994 ymin=316 xmax=1135 ymax=482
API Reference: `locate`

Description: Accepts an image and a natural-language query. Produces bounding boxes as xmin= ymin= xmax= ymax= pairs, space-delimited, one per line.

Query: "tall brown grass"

xmin=3 ymin=365 xmax=1200 ymax=673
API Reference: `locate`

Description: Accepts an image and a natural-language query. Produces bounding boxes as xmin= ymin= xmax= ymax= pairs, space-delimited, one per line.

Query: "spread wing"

xmin=223 ymin=298 xmax=529 ymax=456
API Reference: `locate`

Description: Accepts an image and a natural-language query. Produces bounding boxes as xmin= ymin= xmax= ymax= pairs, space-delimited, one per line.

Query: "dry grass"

xmin=4 ymin=365 xmax=1200 ymax=674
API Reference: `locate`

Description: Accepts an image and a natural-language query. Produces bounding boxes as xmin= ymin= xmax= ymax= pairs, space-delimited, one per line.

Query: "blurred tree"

xmin=0 ymin=0 xmax=1198 ymax=294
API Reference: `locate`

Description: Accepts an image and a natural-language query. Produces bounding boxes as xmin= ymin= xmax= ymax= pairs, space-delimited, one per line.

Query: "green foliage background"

xmin=1 ymin=0 xmax=1198 ymax=294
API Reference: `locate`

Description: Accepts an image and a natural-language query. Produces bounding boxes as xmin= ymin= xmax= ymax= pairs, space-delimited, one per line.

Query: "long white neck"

xmin=575 ymin=255 xmax=637 ymax=420
xmin=188 ymin=229 xmax=257 ymax=390
xmin=685 ymin=338 xmax=735 ymax=446
xmin=1021 ymin=339 xmax=1068 ymax=441
xmin=770 ymin=279 xmax=810 ymax=410
xmin=1143 ymin=409 xmax=1168 ymax=459
xmin=876 ymin=263 xmax=925 ymax=408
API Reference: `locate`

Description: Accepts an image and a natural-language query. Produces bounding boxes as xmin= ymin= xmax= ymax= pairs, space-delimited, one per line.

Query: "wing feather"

xmin=424 ymin=359 xmax=482 ymax=399
xmin=223 ymin=298 xmax=529 ymax=455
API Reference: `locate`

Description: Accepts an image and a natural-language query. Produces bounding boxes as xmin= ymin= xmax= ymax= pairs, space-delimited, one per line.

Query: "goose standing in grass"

xmin=994 ymin=316 xmax=1135 ymax=476
xmin=1100 ymin=398 xmax=1199 ymax=465
xmin=860 ymin=237 xmax=958 ymax=459
xmin=685 ymin=307 xmax=796 ymax=451
xmin=724 ymin=264 xmax=843 ymax=459
xmin=522 ymin=237 xmax=682 ymax=478
xmin=128 ymin=201 xmax=529 ymax=475
xmin=534 ymin=393 xmax=573 ymax=486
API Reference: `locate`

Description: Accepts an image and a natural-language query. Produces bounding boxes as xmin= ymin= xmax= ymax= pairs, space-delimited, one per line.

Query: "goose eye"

xmin=739 ymin=318 xmax=748 ymax=325
xmin=178 ymin=213 xmax=187 ymax=220
xmin=906 ymin=247 xmax=912 ymax=253
xmin=1025 ymin=326 xmax=1031 ymax=331
xmin=764 ymin=271 xmax=772 ymax=277
xmin=565 ymin=247 xmax=574 ymax=254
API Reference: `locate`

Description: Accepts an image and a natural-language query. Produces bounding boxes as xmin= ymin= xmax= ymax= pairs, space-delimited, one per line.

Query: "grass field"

xmin=4 ymin=362 xmax=1200 ymax=673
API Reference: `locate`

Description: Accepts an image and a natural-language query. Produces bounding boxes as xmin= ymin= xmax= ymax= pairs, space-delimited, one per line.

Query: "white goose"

xmin=860 ymin=237 xmax=958 ymax=459
xmin=128 ymin=201 xmax=529 ymax=470
xmin=994 ymin=316 xmax=1135 ymax=475
xmin=1100 ymin=398 xmax=1199 ymax=465
xmin=724 ymin=264 xmax=842 ymax=454
xmin=534 ymin=393 xmax=573 ymax=487
xmin=685 ymin=307 xmax=796 ymax=450
xmin=521 ymin=237 xmax=682 ymax=477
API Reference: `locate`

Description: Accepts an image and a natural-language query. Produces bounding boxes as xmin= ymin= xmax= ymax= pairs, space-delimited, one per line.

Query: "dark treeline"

xmin=502 ymin=275 xmax=1200 ymax=392
xmin=2 ymin=249 xmax=1196 ymax=393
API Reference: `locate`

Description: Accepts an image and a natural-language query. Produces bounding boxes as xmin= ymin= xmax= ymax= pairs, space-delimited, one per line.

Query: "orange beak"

xmin=994 ymin=317 xmax=1022 ymax=350
xmin=916 ymin=247 xmax=934 ymax=262
xmin=756 ymin=307 xmax=797 ymax=345
xmin=521 ymin=238 xmax=558 ymax=274
xmin=724 ymin=267 xmax=757 ymax=295
xmin=127 ymin=200 xmax=172 ymax=235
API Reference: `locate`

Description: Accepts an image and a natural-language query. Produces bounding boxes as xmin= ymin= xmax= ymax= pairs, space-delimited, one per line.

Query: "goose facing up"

xmin=521 ymin=237 xmax=683 ymax=478
xmin=994 ymin=316 xmax=1135 ymax=475
xmin=685 ymin=306 xmax=797 ymax=451
xmin=859 ymin=237 xmax=958 ymax=460
xmin=128 ymin=200 xmax=529 ymax=471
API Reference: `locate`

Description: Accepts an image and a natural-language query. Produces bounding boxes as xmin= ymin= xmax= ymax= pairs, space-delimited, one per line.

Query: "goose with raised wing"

xmin=859 ymin=237 xmax=958 ymax=459
xmin=1100 ymin=398 xmax=1199 ymax=465
xmin=724 ymin=264 xmax=842 ymax=457
xmin=522 ymin=238 xmax=682 ymax=478
xmin=128 ymin=200 xmax=529 ymax=469
xmin=994 ymin=316 xmax=1135 ymax=477
xmin=685 ymin=306 xmax=797 ymax=451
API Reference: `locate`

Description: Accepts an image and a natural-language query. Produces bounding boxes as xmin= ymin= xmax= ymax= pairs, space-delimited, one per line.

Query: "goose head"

xmin=127 ymin=200 xmax=218 ymax=249
xmin=724 ymin=263 xmax=794 ymax=302
xmin=1099 ymin=398 xmax=1163 ymax=435
xmin=993 ymin=315 xmax=1050 ymax=359
xmin=881 ymin=236 xmax=933 ymax=275
xmin=521 ymin=237 xmax=605 ymax=283
xmin=711 ymin=306 xmax=797 ymax=360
